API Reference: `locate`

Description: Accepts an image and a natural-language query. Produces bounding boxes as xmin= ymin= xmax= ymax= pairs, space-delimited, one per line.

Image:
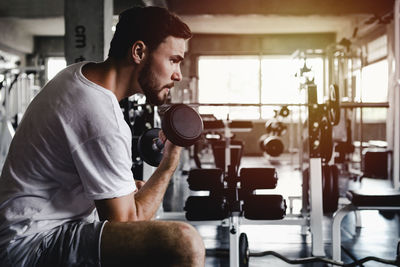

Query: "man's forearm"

xmin=133 ymin=162 xmax=178 ymax=220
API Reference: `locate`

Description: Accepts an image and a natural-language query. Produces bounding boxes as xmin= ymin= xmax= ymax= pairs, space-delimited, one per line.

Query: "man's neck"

xmin=82 ymin=58 xmax=141 ymax=101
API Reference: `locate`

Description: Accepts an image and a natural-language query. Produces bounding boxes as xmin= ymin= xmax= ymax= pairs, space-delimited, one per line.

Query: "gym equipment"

xmin=362 ymin=150 xmax=390 ymax=179
xmin=328 ymin=84 xmax=340 ymax=126
xmin=187 ymin=168 xmax=224 ymax=192
xmin=319 ymin=116 xmax=333 ymax=162
xmin=200 ymin=118 xmax=252 ymax=174
xmin=334 ymin=118 xmax=355 ymax=164
xmin=137 ymin=128 xmax=164 ymax=167
xmin=120 ymin=94 xmax=162 ymax=180
xmin=203 ymin=119 xmax=225 ymax=130
xmin=212 ymin=140 xmax=244 ymax=175
xmin=243 ymin=195 xmax=286 ymax=220
xmin=259 ymin=106 xmax=290 ymax=157
xmin=239 ymin=233 xmax=249 ymax=267
xmin=184 ymin=169 xmax=229 ymax=221
xmin=322 ymin=165 xmax=339 ymax=213
xmin=183 ymin=166 xmax=286 ymax=267
xmin=259 ymin=135 xmax=284 ymax=157
xmin=302 ymin=164 xmax=340 ymax=215
xmin=137 ymin=104 xmax=203 ymax=167
xmin=0 ymin=68 xmax=42 ymax=170
xmin=184 ymin=196 xmax=229 ymax=221
xmin=239 ymin=168 xmax=278 ymax=190
xmin=185 ymin=167 xmax=284 ymax=220
xmin=239 ymin=168 xmax=285 ymax=220
xmin=279 ymin=105 xmax=290 ymax=118
xmin=161 ymin=104 xmax=203 ymax=147
xmin=265 ymin=120 xmax=287 ymax=136
xmin=207 ymin=244 xmax=400 ymax=266
xmin=332 ymin=190 xmax=400 ymax=262
xmin=300 ymin=82 xmax=333 ymax=256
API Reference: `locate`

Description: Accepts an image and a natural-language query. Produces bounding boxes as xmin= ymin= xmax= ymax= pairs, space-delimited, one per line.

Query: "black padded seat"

xmin=346 ymin=189 xmax=400 ymax=207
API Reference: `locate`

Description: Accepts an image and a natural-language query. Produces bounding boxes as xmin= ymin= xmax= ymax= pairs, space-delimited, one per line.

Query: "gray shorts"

xmin=0 ymin=220 xmax=107 ymax=267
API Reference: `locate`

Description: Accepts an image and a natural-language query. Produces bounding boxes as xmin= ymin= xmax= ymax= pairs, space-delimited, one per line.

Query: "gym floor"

xmin=162 ymin=151 xmax=400 ymax=267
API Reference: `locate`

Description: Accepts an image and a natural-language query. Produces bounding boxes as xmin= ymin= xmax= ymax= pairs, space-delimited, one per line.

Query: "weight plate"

xmin=319 ymin=117 xmax=333 ymax=162
xmin=264 ymin=136 xmax=284 ymax=157
xmin=162 ymin=104 xmax=203 ymax=147
xmin=137 ymin=128 xmax=163 ymax=167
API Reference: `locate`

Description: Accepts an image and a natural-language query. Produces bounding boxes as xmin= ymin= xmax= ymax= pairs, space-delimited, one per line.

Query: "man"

xmin=0 ymin=6 xmax=205 ymax=267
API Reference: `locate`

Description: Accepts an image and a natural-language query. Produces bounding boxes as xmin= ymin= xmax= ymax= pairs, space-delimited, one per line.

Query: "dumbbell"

xmin=259 ymin=134 xmax=284 ymax=157
xmin=137 ymin=104 xmax=203 ymax=167
xmin=265 ymin=120 xmax=287 ymax=136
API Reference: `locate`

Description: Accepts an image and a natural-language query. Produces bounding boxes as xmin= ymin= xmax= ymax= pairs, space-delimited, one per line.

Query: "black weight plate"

xmin=162 ymin=104 xmax=203 ymax=147
xmin=137 ymin=128 xmax=163 ymax=167
xmin=319 ymin=117 xmax=333 ymax=162
xmin=264 ymin=136 xmax=284 ymax=157
xmin=239 ymin=233 xmax=249 ymax=267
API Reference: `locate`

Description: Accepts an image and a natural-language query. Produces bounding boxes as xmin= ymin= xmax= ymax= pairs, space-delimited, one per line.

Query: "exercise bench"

xmin=332 ymin=189 xmax=400 ymax=261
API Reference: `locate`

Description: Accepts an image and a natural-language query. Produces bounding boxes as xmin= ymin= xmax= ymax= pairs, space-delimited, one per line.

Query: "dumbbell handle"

xmin=152 ymin=137 xmax=164 ymax=152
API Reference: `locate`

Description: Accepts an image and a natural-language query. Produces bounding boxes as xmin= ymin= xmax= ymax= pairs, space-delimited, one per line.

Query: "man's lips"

xmin=163 ymin=84 xmax=174 ymax=92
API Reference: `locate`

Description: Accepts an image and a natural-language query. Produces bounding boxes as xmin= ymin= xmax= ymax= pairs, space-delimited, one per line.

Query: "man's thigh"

xmin=4 ymin=220 xmax=106 ymax=267
xmin=101 ymin=220 xmax=205 ymax=267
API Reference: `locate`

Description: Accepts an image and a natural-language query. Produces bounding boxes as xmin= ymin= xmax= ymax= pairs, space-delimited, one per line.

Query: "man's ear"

xmin=131 ymin=41 xmax=147 ymax=64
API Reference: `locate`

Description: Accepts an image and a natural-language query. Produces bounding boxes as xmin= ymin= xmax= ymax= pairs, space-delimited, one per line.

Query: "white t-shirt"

xmin=0 ymin=62 xmax=136 ymax=246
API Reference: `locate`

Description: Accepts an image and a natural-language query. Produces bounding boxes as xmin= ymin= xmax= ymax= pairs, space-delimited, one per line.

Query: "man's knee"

xmin=170 ymin=221 xmax=205 ymax=265
xmin=101 ymin=221 xmax=204 ymax=267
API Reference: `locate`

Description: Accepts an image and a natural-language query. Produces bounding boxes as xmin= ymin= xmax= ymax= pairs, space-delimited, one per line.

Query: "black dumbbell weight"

xmin=259 ymin=135 xmax=284 ymax=157
xmin=138 ymin=104 xmax=204 ymax=167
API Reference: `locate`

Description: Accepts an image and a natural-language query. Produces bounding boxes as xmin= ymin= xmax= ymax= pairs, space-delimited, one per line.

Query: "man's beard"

xmin=138 ymin=57 xmax=171 ymax=106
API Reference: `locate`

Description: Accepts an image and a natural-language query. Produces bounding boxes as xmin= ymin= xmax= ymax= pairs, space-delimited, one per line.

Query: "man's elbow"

xmin=106 ymin=212 xmax=140 ymax=222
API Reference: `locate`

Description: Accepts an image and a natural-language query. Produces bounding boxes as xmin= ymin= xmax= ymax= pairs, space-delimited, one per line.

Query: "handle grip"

xmin=152 ymin=138 xmax=164 ymax=152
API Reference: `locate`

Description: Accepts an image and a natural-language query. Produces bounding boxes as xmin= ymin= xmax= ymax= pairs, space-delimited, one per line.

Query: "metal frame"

xmin=331 ymin=204 xmax=400 ymax=262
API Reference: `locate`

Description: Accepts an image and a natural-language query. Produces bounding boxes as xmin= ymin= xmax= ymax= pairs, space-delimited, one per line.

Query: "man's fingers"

xmin=135 ymin=180 xmax=146 ymax=191
xmin=158 ymin=130 xmax=167 ymax=144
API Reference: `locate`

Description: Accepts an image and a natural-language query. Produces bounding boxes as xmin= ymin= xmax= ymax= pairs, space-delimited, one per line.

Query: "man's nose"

xmin=172 ymin=68 xmax=182 ymax=81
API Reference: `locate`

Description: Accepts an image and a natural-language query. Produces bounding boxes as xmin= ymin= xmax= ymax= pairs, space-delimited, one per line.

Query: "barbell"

xmin=137 ymin=104 xmax=204 ymax=167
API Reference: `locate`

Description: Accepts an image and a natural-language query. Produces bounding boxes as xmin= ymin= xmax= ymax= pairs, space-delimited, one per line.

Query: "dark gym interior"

xmin=0 ymin=0 xmax=399 ymax=266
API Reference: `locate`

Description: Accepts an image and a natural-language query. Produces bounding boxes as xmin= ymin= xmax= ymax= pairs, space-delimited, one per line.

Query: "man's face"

xmin=138 ymin=36 xmax=185 ymax=105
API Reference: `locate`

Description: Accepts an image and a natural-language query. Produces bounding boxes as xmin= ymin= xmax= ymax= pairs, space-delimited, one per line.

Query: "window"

xmin=360 ymin=60 xmax=388 ymax=103
xmin=198 ymin=55 xmax=324 ymax=120
xmin=366 ymin=35 xmax=387 ymax=63
xmin=261 ymin=56 xmax=324 ymax=118
xmin=355 ymin=59 xmax=388 ymax=122
xmin=198 ymin=56 xmax=260 ymax=120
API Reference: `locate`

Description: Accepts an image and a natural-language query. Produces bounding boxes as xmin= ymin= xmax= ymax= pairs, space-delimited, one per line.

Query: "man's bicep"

xmin=95 ymin=192 xmax=137 ymax=222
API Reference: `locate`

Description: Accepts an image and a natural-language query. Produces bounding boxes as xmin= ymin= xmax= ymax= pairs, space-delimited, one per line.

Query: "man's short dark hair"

xmin=108 ymin=6 xmax=192 ymax=59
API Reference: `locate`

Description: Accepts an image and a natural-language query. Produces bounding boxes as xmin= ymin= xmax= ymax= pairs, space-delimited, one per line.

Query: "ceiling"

xmin=0 ymin=0 xmax=394 ymax=36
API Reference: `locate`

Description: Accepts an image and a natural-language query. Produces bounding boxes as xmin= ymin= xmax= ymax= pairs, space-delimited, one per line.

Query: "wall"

xmin=0 ymin=19 xmax=33 ymax=58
